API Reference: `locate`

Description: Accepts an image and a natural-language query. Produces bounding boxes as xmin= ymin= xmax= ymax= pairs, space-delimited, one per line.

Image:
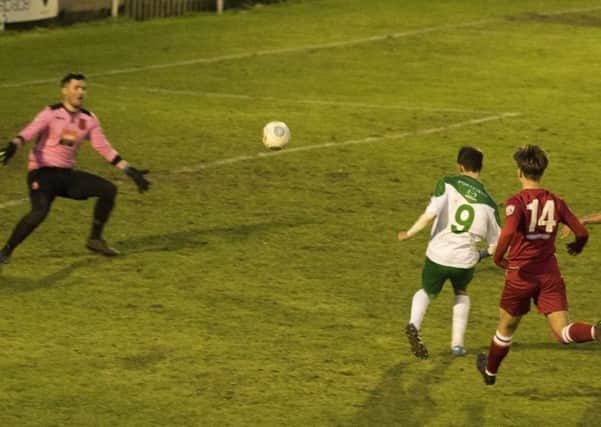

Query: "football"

xmin=262 ymin=121 xmax=290 ymax=150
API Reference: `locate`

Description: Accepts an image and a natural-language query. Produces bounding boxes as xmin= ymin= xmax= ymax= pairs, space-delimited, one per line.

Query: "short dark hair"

xmin=61 ymin=73 xmax=86 ymax=87
xmin=457 ymin=146 xmax=483 ymax=172
xmin=514 ymin=144 xmax=548 ymax=181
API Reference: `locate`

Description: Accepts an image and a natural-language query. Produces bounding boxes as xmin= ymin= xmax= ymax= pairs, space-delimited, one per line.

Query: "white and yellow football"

xmin=262 ymin=121 xmax=290 ymax=150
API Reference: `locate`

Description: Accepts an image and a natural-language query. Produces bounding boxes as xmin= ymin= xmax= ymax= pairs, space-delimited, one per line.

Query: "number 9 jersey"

xmin=424 ymin=175 xmax=501 ymax=269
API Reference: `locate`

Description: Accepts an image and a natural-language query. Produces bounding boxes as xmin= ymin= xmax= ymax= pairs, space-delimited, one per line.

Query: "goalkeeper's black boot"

xmin=477 ymin=353 xmax=496 ymax=385
xmin=406 ymin=323 xmax=429 ymax=360
xmin=86 ymin=239 xmax=120 ymax=256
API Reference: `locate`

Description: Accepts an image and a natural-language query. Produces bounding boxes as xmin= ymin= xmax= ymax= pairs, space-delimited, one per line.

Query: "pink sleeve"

xmin=89 ymin=115 xmax=119 ymax=163
xmin=18 ymin=107 xmax=53 ymax=143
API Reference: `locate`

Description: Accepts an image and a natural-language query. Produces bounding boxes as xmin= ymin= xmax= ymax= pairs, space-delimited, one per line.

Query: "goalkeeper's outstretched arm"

xmin=0 ymin=137 xmax=24 ymax=165
xmin=110 ymin=156 xmax=151 ymax=193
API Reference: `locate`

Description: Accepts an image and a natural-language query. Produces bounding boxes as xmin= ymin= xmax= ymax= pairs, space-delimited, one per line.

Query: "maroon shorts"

xmin=500 ymin=268 xmax=568 ymax=316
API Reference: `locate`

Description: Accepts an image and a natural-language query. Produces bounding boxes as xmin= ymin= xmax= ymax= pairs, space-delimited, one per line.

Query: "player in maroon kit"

xmin=477 ymin=145 xmax=601 ymax=385
xmin=0 ymin=73 xmax=150 ymax=266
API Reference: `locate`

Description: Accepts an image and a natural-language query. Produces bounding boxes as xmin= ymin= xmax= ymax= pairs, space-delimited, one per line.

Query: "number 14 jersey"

xmin=499 ymin=189 xmax=587 ymax=272
xmin=425 ymin=175 xmax=501 ymax=269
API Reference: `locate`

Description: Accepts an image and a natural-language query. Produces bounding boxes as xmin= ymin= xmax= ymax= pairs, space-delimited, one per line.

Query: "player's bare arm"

xmin=398 ymin=212 xmax=436 ymax=241
xmin=581 ymin=212 xmax=601 ymax=224
xmin=559 ymin=211 xmax=601 ymax=239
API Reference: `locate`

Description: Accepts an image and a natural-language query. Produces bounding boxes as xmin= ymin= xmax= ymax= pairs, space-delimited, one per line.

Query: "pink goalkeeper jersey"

xmin=16 ymin=103 xmax=119 ymax=171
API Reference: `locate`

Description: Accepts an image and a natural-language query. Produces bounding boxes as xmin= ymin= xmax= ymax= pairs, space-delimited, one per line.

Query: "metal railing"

xmin=0 ymin=0 xmax=231 ymax=30
xmin=123 ymin=0 xmax=223 ymax=20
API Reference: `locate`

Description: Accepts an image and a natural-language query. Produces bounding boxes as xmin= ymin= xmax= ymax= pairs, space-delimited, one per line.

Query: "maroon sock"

xmin=486 ymin=332 xmax=512 ymax=375
xmin=562 ymin=322 xmax=594 ymax=343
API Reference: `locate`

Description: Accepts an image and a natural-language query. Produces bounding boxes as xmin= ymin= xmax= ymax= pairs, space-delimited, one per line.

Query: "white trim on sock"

xmin=493 ymin=330 xmax=513 ymax=347
xmin=561 ymin=323 xmax=574 ymax=343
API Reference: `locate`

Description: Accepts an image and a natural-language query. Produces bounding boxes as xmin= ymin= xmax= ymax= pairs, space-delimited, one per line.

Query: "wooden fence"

xmin=125 ymin=0 xmax=213 ymax=21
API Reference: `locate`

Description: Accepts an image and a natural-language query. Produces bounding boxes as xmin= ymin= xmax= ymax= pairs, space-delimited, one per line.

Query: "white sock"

xmin=410 ymin=289 xmax=430 ymax=330
xmin=452 ymin=294 xmax=470 ymax=348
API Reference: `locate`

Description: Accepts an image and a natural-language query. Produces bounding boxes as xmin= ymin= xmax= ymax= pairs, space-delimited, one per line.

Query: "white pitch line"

xmin=0 ymin=112 xmax=521 ymax=210
xmin=0 ymin=198 xmax=28 ymax=210
xmin=174 ymin=112 xmax=522 ymax=174
xmin=3 ymin=4 xmax=601 ymax=90
xmin=0 ymin=19 xmax=494 ymax=89
xmin=102 ymin=84 xmax=496 ymax=114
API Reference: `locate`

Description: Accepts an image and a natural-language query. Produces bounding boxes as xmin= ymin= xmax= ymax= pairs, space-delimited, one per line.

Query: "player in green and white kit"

xmin=398 ymin=146 xmax=501 ymax=358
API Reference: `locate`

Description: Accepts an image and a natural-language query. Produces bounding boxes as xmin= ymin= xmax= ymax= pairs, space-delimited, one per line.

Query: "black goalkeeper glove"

xmin=124 ymin=166 xmax=150 ymax=193
xmin=0 ymin=142 xmax=17 ymax=165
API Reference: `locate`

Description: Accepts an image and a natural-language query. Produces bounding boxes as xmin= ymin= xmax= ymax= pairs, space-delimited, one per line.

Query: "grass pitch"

xmin=1 ymin=1 xmax=601 ymax=425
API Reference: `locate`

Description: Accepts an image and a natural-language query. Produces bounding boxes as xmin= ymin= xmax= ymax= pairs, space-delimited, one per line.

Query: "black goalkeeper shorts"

xmin=27 ymin=167 xmax=116 ymax=201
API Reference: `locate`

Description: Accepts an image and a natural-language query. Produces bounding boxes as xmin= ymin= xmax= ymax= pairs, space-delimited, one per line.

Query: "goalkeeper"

xmin=0 ymin=73 xmax=150 ymax=265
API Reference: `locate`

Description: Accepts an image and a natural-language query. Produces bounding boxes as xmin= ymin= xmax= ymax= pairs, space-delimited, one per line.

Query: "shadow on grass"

xmin=116 ymin=229 xmax=209 ymax=254
xmin=115 ymin=221 xmax=313 ymax=254
xmin=0 ymin=221 xmax=312 ymax=289
xmin=0 ymin=257 xmax=106 ymax=292
xmin=350 ymin=356 xmax=486 ymax=426
xmin=486 ymin=339 xmax=601 ymax=425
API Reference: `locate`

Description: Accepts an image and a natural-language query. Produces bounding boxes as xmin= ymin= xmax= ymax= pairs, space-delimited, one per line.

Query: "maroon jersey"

xmin=494 ymin=188 xmax=588 ymax=273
